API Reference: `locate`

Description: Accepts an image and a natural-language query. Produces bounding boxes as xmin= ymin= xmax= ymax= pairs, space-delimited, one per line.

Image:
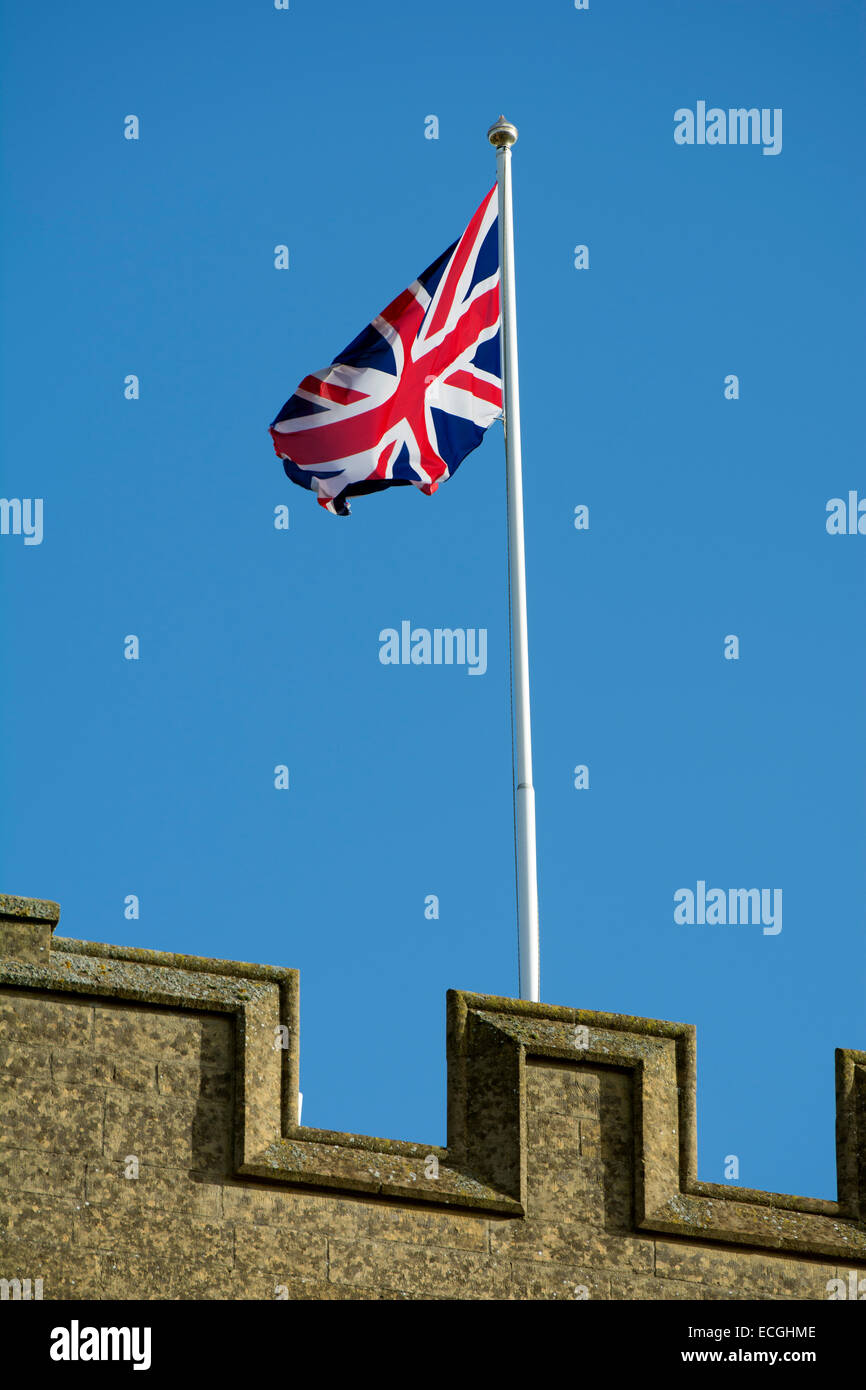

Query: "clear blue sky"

xmin=1 ymin=0 xmax=863 ymax=1201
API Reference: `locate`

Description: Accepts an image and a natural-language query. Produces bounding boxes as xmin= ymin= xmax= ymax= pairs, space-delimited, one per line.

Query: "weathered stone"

xmin=0 ymin=1149 xmax=85 ymax=1199
xmin=0 ymin=894 xmax=863 ymax=1300
xmin=0 ymin=992 xmax=92 ymax=1045
xmin=111 ymin=1058 xmax=159 ymax=1092
xmin=232 ymin=1223 xmax=326 ymax=1282
xmin=0 ymin=1236 xmax=102 ymax=1299
xmin=222 ymin=1184 xmax=487 ymax=1250
xmin=509 ymin=1258 xmax=610 ymax=1300
xmin=0 ymin=1194 xmax=78 ymax=1249
xmin=157 ymin=1061 xmax=232 ymax=1102
xmin=654 ymin=1240 xmax=837 ymax=1298
xmin=50 ymin=1051 xmax=114 ymax=1087
xmin=74 ymin=1206 xmax=234 ymax=1271
xmin=0 ymin=896 xmax=59 ymax=968
xmin=0 ymin=1043 xmax=51 ymax=1082
xmin=102 ymin=1092 xmax=232 ymax=1173
xmin=0 ymin=1079 xmax=104 ymax=1156
xmin=92 ymin=1005 xmax=230 ymax=1067
xmin=327 ymin=1237 xmax=510 ymax=1297
xmin=84 ymin=1162 xmax=223 ymax=1219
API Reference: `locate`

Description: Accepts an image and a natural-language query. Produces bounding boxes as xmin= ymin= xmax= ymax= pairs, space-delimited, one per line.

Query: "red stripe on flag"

xmin=299 ymin=375 xmax=367 ymax=405
xmin=444 ymin=369 xmax=503 ymax=407
xmin=425 ymin=186 xmax=497 ymax=339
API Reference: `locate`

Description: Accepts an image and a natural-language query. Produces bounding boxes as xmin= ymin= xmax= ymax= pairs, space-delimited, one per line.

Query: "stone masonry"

xmin=0 ymin=893 xmax=864 ymax=1300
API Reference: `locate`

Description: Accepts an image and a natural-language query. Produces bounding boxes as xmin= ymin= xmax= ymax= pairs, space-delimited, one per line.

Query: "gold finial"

xmin=487 ymin=115 xmax=518 ymax=148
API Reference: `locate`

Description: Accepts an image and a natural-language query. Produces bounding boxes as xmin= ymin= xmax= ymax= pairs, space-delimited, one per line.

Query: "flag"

xmin=269 ymin=187 xmax=502 ymax=516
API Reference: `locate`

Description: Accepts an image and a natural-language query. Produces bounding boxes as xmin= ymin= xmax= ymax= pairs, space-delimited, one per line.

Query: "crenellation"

xmin=0 ymin=892 xmax=864 ymax=1300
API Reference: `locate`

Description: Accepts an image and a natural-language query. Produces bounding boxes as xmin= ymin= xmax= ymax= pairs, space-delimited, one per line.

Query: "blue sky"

xmin=1 ymin=0 xmax=863 ymax=1201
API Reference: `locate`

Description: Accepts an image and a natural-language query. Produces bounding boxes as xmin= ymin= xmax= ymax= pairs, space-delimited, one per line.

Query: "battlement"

xmin=1 ymin=893 xmax=864 ymax=1300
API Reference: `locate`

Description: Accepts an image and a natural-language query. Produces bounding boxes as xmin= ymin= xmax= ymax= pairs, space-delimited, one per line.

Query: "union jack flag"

xmin=269 ymin=187 xmax=502 ymax=516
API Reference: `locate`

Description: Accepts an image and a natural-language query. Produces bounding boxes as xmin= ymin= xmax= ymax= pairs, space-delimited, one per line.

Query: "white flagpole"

xmin=488 ymin=116 xmax=540 ymax=1003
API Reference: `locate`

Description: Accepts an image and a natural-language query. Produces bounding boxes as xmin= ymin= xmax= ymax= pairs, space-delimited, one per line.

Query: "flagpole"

xmin=488 ymin=116 xmax=540 ymax=1003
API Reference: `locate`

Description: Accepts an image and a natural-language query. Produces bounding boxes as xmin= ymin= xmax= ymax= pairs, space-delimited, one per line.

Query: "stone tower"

xmin=1 ymin=893 xmax=864 ymax=1300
